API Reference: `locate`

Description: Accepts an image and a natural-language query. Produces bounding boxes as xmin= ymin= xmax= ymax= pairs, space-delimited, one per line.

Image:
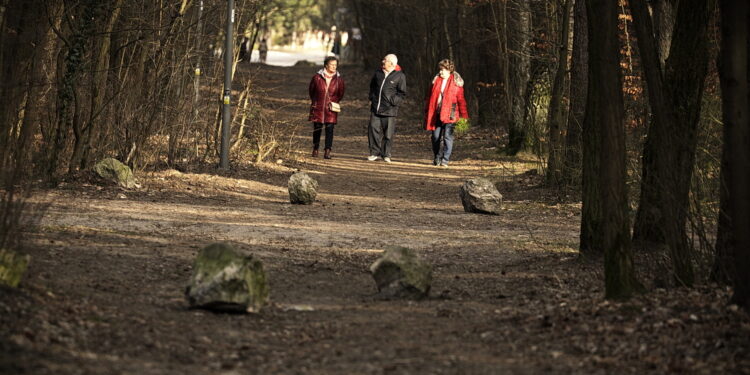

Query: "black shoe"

xmin=312 ymin=148 xmax=319 ymax=157
xmin=324 ymin=149 xmax=332 ymax=159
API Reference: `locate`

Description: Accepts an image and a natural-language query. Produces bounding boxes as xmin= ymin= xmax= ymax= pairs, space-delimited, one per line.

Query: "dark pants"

xmin=312 ymin=122 xmax=335 ymax=150
xmin=432 ymin=122 xmax=455 ymax=163
xmin=368 ymin=114 xmax=396 ymax=157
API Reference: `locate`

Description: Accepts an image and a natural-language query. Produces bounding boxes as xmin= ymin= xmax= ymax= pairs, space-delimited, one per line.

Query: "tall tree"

xmin=651 ymin=0 xmax=676 ymax=65
xmin=546 ymin=0 xmax=572 ymax=186
xmin=716 ymin=0 xmax=750 ymax=311
xmin=71 ymin=0 xmax=124 ymax=172
xmin=505 ymin=0 xmax=532 ymax=155
xmin=0 ymin=0 xmax=49 ymax=177
xmin=581 ymin=0 xmax=641 ymax=299
xmin=630 ymin=0 xmax=711 ymax=286
xmin=562 ymin=0 xmax=588 ymax=186
xmin=48 ymin=0 xmax=100 ymax=179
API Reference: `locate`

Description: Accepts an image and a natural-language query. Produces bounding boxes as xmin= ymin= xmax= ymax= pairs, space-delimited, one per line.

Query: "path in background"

xmin=4 ymin=61 xmax=746 ymax=375
xmin=248 ymin=49 xmax=327 ymax=66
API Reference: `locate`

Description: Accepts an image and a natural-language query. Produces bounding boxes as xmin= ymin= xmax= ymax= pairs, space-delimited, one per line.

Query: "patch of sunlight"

xmin=39 ymin=224 xmax=117 ymax=234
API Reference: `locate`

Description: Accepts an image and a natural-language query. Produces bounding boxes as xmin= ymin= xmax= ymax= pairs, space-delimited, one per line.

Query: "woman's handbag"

xmin=330 ymin=102 xmax=341 ymax=112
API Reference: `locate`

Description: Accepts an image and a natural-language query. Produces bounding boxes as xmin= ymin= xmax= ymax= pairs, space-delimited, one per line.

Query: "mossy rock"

xmin=93 ymin=158 xmax=136 ymax=189
xmin=0 ymin=249 xmax=30 ymax=288
xmin=370 ymin=246 xmax=432 ymax=299
xmin=288 ymin=171 xmax=318 ymax=205
xmin=185 ymin=243 xmax=269 ymax=313
xmin=459 ymin=178 xmax=503 ymax=215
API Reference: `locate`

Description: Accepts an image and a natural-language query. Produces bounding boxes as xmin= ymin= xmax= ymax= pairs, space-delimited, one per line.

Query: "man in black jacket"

xmin=367 ymin=54 xmax=407 ymax=163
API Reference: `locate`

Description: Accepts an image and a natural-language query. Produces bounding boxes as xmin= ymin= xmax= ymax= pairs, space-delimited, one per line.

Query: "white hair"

xmin=384 ymin=54 xmax=398 ymax=65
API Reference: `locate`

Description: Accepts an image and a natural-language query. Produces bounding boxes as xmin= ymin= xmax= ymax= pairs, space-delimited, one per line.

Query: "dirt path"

xmin=1 ymin=63 xmax=747 ymax=374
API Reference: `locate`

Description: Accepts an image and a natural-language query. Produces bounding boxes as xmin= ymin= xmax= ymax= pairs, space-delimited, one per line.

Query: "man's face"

xmin=326 ymin=60 xmax=338 ymax=73
xmin=382 ymin=58 xmax=395 ymax=70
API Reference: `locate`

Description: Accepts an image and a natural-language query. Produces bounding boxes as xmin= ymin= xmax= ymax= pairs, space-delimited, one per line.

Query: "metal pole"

xmin=220 ymin=0 xmax=234 ymax=169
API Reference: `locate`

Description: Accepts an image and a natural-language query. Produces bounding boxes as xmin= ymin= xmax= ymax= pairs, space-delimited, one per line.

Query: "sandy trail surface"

xmin=1 ymin=62 xmax=746 ymax=375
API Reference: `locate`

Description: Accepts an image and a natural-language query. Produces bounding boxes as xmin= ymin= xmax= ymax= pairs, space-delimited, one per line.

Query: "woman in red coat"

xmin=423 ymin=59 xmax=468 ymax=166
xmin=308 ymin=56 xmax=345 ymax=159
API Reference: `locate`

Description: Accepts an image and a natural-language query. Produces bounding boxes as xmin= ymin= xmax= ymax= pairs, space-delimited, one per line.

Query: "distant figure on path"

xmin=308 ymin=56 xmax=345 ymax=159
xmin=239 ymin=37 xmax=250 ymax=61
xmin=424 ymin=59 xmax=468 ymax=167
xmin=258 ymin=38 xmax=268 ymax=64
xmin=329 ymin=26 xmax=341 ymax=58
xmin=367 ymin=54 xmax=407 ymax=163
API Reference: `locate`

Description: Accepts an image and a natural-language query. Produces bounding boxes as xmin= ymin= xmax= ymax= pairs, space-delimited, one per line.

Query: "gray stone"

xmin=93 ymin=158 xmax=136 ymax=189
xmin=370 ymin=246 xmax=432 ymax=299
xmin=185 ymin=243 xmax=269 ymax=313
xmin=288 ymin=171 xmax=318 ymax=204
xmin=0 ymin=248 xmax=30 ymax=288
xmin=459 ymin=178 xmax=503 ymax=215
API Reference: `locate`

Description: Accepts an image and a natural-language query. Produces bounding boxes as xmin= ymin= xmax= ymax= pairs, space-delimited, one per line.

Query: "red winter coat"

xmin=423 ymin=72 xmax=469 ymax=131
xmin=308 ymin=69 xmax=345 ymax=123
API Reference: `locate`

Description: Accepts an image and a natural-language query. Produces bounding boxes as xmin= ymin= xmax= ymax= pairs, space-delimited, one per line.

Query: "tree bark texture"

xmin=582 ymin=0 xmax=641 ymax=299
xmin=562 ymin=0 xmax=588 ymax=186
xmin=546 ymin=0 xmax=572 ymax=187
xmin=0 ymin=1 xmax=48 ymax=180
xmin=72 ymin=0 xmax=124 ymax=172
xmin=717 ymin=0 xmax=750 ymax=311
xmin=49 ymin=0 xmax=99 ymax=179
xmin=506 ymin=0 xmax=532 ymax=155
xmin=630 ymin=0 xmax=711 ymax=286
xmin=651 ymin=0 xmax=676 ymax=65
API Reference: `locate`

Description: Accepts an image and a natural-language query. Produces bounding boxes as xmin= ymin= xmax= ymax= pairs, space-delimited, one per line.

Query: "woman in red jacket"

xmin=423 ymin=59 xmax=468 ymax=167
xmin=308 ymin=56 xmax=345 ymax=159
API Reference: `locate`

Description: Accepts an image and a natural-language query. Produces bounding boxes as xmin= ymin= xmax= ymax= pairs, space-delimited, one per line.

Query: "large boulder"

xmin=288 ymin=171 xmax=318 ymax=204
xmin=185 ymin=243 xmax=269 ymax=313
xmin=93 ymin=158 xmax=136 ymax=189
xmin=0 ymin=249 xmax=30 ymax=288
xmin=370 ymin=246 xmax=432 ymax=299
xmin=459 ymin=178 xmax=503 ymax=215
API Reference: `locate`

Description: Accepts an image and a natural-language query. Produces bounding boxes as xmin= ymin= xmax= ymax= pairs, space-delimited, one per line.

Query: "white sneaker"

xmin=383 ymin=157 xmax=392 ymax=163
xmin=367 ymin=155 xmax=378 ymax=161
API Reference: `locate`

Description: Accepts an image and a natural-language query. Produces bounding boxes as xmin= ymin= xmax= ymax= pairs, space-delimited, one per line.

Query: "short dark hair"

xmin=438 ymin=59 xmax=455 ymax=72
xmin=324 ymin=56 xmax=339 ymax=66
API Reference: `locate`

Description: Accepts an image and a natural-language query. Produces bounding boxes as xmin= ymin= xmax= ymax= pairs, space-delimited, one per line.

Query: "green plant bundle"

xmin=0 ymin=249 xmax=30 ymax=288
xmin=454 ymin=118 xmax=470 ymax=136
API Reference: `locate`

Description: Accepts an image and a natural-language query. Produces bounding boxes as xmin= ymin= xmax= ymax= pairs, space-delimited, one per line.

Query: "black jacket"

xmin=368 ymin=69 xmax=407 ymax=117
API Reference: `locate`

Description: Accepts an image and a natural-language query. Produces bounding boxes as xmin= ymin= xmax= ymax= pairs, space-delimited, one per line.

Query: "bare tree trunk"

xmin=546 ymin=0 xmax=572 ymax=187
xmin=72 ymin=0 xmax=124 ymax=172
xmin=442 ymin=0 xmax=454 ymax=62
xmin=651 ymin=0 xmax=676 ymax=65
xmin=716 ymin=0 xmax=750 ymax=311
xmin=190 ymin=0 xmax=205 ymax=159
xmin=0 ymin=1 xmax=44 ymax=170
xmin=630 ymin=0 xmax=711 ymax=286
xmin=231 ymin=82 xmax=251 ymax=152
xmin=0 ymin=0 xmax=49 ymax=181
xmin=583 ymin=0 xmax=642 ymax=299
xmin=506 ymin=0 xmax=532 ymax=155
xmin=485 ymin=1 xmax=508 ymax=131
xmin=49 ymin=0 xmax=99 ymax=179
xmin=562 ymin=0 xmax=587 ymax=186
